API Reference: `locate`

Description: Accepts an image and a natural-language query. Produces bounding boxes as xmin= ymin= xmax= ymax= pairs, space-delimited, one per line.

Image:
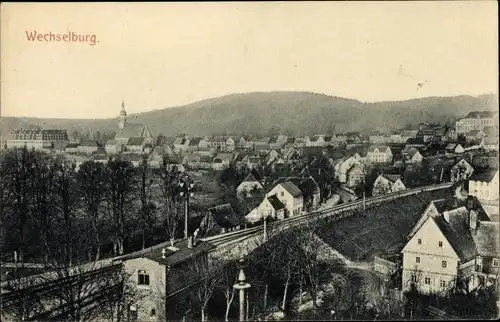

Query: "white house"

xmin=445 ymin=143 xmax=465 ymax=155
xmin=236 ymin=170 xmax=264 ymax=197
xmin=402 ymin=197 xmax=498 ymax=294
xmin=246 ymin=194 xmax=286 ymax=223
xmin=468 ymin=170 xmax=499 ymax=202
xmin=333 ymin=155 xmax=364 ymax=184
xmin=372 ymin=174 xmax=407 ymax=196
xmin=266 ymin=182 xmax=303 ymax=217
xmin=402 ymin=148 xmax=424 ymax=163
xmin=366 ymin=145 xmax=393 ymax=164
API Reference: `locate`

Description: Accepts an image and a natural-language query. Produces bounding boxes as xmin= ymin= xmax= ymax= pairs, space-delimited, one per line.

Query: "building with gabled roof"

xmin=120 ymin=238 xmax=215 ymax=321
xmin=401 ymin=195 xmax=498 ymax=294
xmin=199 ymin=203 xmax=244 ymax=236
xmin=456 ymin=110 xmax=498 ymax=134
xmin=266 ymin=181 xmax=303 ymax=217
xmin=468 ymin=169 xmax=499 ymax=203
xmin=366 ymin=145 xmax=393 ymax=164
xmin=372 ymin=174 xmax=407 ymax=196
xmin=246 ymin=194 xmax=287 ymax=224
xmin=236 ymin=169 xmax=265 ymax=197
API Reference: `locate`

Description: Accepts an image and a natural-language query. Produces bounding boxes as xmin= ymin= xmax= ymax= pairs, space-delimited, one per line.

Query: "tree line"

xmin=0 ymin=147 xmax=189 ymax=265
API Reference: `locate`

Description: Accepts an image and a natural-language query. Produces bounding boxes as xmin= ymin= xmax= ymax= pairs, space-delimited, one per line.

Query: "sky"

xmin=1 ymin=1 xmax=498 ymax=119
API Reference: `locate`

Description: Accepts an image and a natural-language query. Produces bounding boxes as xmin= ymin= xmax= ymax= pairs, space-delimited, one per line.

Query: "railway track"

xmin=202 ymin=182 xmax=453 ymax=249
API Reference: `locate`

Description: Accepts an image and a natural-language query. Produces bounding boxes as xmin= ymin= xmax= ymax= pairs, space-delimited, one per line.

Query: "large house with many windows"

xmin=7 ymin=128 xmax=68 ymax=151
xmin=402 ymin=196 xmax=498 ymax=295
xmin=455 ymin=111 xmax=497 ymax=135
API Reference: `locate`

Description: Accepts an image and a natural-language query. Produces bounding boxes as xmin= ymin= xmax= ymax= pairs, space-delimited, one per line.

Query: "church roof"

xmin=115 ymin=123 xmax=148 ymax=139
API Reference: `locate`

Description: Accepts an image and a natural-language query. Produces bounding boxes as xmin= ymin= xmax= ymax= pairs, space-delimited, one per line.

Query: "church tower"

xmin=119 ymin=100 xmax=127 ymax=129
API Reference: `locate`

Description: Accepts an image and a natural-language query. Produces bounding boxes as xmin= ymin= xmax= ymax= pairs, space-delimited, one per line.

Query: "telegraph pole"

xmin=234 ymin=258 xmax=251 ymax=321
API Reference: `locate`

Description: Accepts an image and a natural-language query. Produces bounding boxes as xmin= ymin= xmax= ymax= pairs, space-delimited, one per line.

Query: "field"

xmin=316 ymin=188 xmax=455 ymax=261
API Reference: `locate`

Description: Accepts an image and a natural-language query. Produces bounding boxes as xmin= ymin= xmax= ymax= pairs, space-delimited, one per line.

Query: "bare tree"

xmin=190 ymin=257 xmax=223 ymax=321
xmin=77 ymin=160 xmax=108 ymax=261
xmin=217 ymin=260 xmax=239 ymax=321
xmin=3 ymin=147 xmax=34 ymax=262
xmin=158 ymin=156 xmax=183 ymax=245
xmin=28 ymin=152 xmax=58 ymax=262
xmin=52 ymin=156 xmax=80 ymax=266
xmin=106 ymin=159 xmax=136 ymax=256
xmin=1 ymin=274 xmax=46 ymax=321
xmin=138 ymin=156 xmax=156 ymax=249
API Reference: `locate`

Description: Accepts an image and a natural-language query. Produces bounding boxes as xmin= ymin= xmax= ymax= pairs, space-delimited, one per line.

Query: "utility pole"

xmin=179 ymin=175 xmax=194 ymax=240
xmin=234 ymin=258 xmax=251 ymax=322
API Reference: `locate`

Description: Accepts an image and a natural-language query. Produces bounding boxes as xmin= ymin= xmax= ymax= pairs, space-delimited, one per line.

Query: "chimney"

xmin=469 ymin=210 xmax=478 ymax=230
xmin=443 ymin=211 xmax=450 ymax=223
xmin=187 ymin=236 xmax=193 ymax=249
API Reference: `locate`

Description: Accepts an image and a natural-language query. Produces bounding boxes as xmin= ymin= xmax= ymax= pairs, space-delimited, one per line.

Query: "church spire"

xmin=119 ymin=100 xmax=127 ymax=129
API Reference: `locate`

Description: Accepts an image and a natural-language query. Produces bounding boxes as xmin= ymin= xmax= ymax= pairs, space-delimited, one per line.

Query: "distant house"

xmin=187 ymin=137 xmax=202 ymax=152
xmin=127 ymin=137 xmax=146 ymax=153
xmin=246 ymin=194 xmax=286 ymax=223
xmin=466 ymin=130 xmax=486 ymax=143
xmin=267 ymin=182 xmax=303 ymax=217
xmin=365 ymin=145 xmax=393 ymax=164
xmin=65 ymin=142 xmax=80 ymax=154
xmin=333 ymin=155 xmax=364 ymax=184
xmin=468 ymin=170 xmax=499 ymax=202
xmin=236 ymin=169 xmax=264 ymax=197
xmin=173 ymin=134 xmax=189 ymax=153
xmin=306 ymin=135 xmax=326 ymax=147
xmin=212 ymin=152 xmax=235 ymax=170
xmin=481 ymin=137 xmax=499 ymax=151
xmin=450 ymin=159 xmax=474 ymax=182
xmin=444 ymin=143 xmax=465 ymax=155
xmin=402 ymin=147 xmax=424 ymax=163
xmin=456 ymin=110 xmax=497 ymax=134
xmin=198 ymin=136 xmax=210 ymax=149
xmin=405 ymin=137 xmax=427 ymax=149
xmin=225 ymin=137 xmax=236 ymax=151
xmin=199 ymin=204 xmax=244 ymax=236
xmin=105 ymin=140 xmax=119 ymax=155
xmin=346 ymin=163 xmax=365 ymax=188
xmin=372 ymin=174 xmax=407 ymax=196
xmin=120 ymin=153 xmax=143 ymax=167
xmin=78 ymin=141 xmax=100 ymax=155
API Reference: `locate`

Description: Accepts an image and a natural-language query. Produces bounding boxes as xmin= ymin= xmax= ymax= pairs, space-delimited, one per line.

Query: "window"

xmin=438 ymin=241 xmax=443 ymax=247
xmin=440 ymin=280 xmax=446 ymax=288
xmin=416 ymin=257 xmax=420 ymax=263
xmin=281 ymin=192 xmax=284 ymax=197
xmin=424 ymin=277 xmax=431 ymax=285
xmin=493 ymin=259 xmax=499 ymax=267
xmin=442 ymin=261 xmax=447 ymax=268
xmin=138 ymin=270 xmax=150 ymax=286
xmin=150 ymin=308 xmax=156 ymax=317
xmin=418 ymin=239 xmax=422 ymax=245
xmin=411 ymin=275 xmax=418 ymax=283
